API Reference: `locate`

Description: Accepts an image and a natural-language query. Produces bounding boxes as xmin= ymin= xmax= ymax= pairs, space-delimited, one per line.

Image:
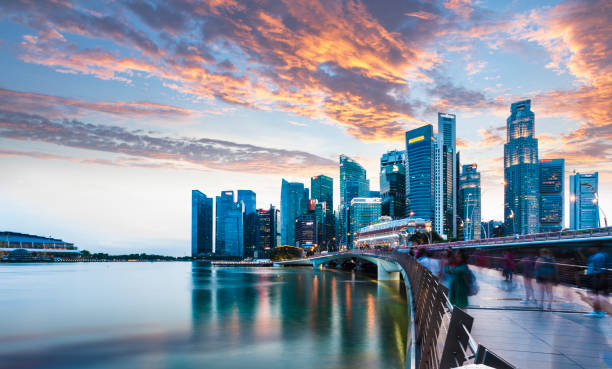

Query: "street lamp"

xmin=509 ymin=209 xmax=516 ymax=235
xmin=584 ymin=183 xmax=608 ymax=228
xmin=425 ymin=225 xmax=432 ymax=244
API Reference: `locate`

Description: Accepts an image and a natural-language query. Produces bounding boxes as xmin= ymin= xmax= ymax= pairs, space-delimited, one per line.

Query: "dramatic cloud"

xmin=0 ymin=0 xmax=468 ymax=141
xmin=0 ymin=110 xmax=336 ymax=174
xmin=0 ymin=88 xmax=196 ymax=119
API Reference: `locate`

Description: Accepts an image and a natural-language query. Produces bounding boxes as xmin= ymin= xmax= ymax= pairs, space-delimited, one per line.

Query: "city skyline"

xmin=1 ymin=0 xmax=611 ymax=256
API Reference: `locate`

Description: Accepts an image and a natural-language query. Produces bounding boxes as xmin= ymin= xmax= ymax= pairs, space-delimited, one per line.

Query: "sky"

xmin=0 ymin=0 xmax=611 ymax=256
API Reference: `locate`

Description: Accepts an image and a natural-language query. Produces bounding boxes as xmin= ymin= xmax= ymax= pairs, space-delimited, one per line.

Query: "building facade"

xmin=349 ymin=197 xmax=381 ymax=248
xmin=215 ymin=190 xmax=235 ymax=255
xmin=354 ymin=217 xmax=431 ymax=248
xmin=237 ymin=190 xmax=257 ymax=258
xmin=311 ymin=175 xmax=335 ymax=249
xmin=405 ymin=125 xmax=435 ymax=223
xmin=438 ymin=113 xmax=457 ymax=238
xmin=339 ymin=155 xmax=369 ymax=246
xmin=380 ymin=150 xmax=406 ymax=219
xmin=0 ymin=231 xmax=77 ymax=253
xmin=281 ymin=179 xmax=306 ymax=246
xmin=570 ymin=172 xmax=599 ymax=229
xmin=191 ymin=190 xmax=213 ymax=257
xmin=504 ymin=100 xmax=539 ymax=235
xmin=257 ymin=205 xmax=278 ymax=258
xmin=458 ymin=164 xmax=481 ymax=240
xmin=223 ymin=202 xmax=244 ymax=257
xmin=295 ymin=213 xmax=316 ymax=247
xmin=539 ymin=159 xmax=564 ymax=232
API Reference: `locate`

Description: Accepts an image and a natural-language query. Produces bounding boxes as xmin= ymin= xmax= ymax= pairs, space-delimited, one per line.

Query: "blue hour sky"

xmin=0 ymin=0 xmax=610 ymax=255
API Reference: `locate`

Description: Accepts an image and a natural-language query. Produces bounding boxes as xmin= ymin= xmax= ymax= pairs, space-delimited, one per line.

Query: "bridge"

xmin=277 ymin=243 xmax=611 ymax=369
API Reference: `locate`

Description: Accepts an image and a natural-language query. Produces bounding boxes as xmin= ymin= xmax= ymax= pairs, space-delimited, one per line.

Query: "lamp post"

xmin=509 ymin=209 xmax=516 ymax=235
xmin=425 ymin=224 xmax=432 ymax=244
xmin=584 ymin=183 xmax=608 ymax=228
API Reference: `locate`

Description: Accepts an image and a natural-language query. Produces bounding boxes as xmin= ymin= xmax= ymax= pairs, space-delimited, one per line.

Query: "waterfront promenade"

xmin=466 ymin=267 xmax=612 ymax=369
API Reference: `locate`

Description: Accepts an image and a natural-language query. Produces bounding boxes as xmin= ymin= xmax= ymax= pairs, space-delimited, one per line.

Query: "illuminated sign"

xmin=408 ymin=135 xmax=425 ymax=144
xmin=540 ymin=159 xmax=552 ymax=163
xmin=472 ymin=163 xmax=477 ymax=169
xmin=223 ymin=191 xmax=233 ymax=195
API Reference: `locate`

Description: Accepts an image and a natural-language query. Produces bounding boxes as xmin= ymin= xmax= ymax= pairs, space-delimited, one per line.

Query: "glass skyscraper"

xmin=458 ymin=164 xmax=481 ymax=240
xmin=281 ymin=179 xmax=306 ymax=246
xmin=257 ymin=205 xmax=278 ymax=258
xmin=570 ymin=172 xmax=599 ymax=229
xmin=215 ymin=190 xmax=235 ymax=255
xmin=339 ymin=155 xmax=369 ymax=246
xmin=237 ymin=190 xmax=257 ymax=258
xmin=438 ymin=113 xmax=457 ymax=238
xmin=380 ymin=150 xmax=406 ymax=219
xmin=311 ymin=174 xmax=335 ymax=249
xmin=405 ymin=125 xmax=435 ymax=222
xmin=191 ymin=190 xmax=213 ymax=257
xmin=350 ymin=197 xmax=382 ymax=248
xmin=504 ymin=100 xmax=539 ymax=235
xmin=539 ymin=159 xmax=564 ymax=232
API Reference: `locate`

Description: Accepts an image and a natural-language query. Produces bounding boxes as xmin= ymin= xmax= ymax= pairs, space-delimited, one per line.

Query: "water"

xmin=0 ymin=262 xmax=408 ymax=369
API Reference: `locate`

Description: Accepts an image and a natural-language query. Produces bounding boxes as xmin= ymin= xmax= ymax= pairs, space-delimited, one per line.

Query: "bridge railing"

xmin=352 ymin=249 xmax=515 ymax=369
xmin=420 ymin=226 xmax=612 ymax=250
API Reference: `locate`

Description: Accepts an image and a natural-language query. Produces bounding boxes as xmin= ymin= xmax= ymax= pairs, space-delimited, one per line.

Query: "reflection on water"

xmin=0 ymin=262 xmax=407 ymax=369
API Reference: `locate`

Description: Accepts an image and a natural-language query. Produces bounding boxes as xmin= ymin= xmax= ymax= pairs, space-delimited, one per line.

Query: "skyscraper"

xmin=339 ymin=155 xmax=369 ymax=246
xmin=295 ymin=213 xmax=316 ymax=247
xmin=215 ymin=190 xmax=235 ymax=255
xmin=281 ymin=179 xmax=306 ymax=246
xmin=311 ymin=175 xmax=335 ymax=249
xmin=570 ymin=172 xmax=599 ymax=230
xmin=504 ymin=100 xmax=539 ymax=235
xmin=539 ymin=159 xmax=564 ymax=232
xmin=433 ymin=134 xmax=444 ymax=237
xmin=380 ymin=150 xmax=406 ymax=219
xmin=350 ymin=197 xmax=382 ymax=248
xmin=237 ymin=190 xmax=257 ymax=258
xmin=224 ymin=202 xmax=244 ymax=257
xmin=191 ymin=190 xmax=213 ymax=257
xmin=438 ymin=113 xmax=457 ymax=238
xmin=458 ymin=164 xmax=481 ymax=240
xmin=405 ymin=125 xmax=435 ymax=222
xmin=257 ymin=205 xmax=278 ymax=258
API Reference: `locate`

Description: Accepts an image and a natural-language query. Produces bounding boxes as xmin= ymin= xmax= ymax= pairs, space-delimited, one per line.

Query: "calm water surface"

xmin=0 ymin=262 xmax=408 ymax=369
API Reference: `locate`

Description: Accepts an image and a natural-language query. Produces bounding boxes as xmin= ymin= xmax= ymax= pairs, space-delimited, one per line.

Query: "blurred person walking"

xmin=584 ymin=246 xmax=610 ymax=317
xmin=535 ymin=248 xmax=558 ymax=311
xmin=448 ymin=250 xmax=473 ymax=309
xmin=502 ymin=250 xmax=515 ymax=282
xmin=519 ymin=253 xmax=537 ymax=304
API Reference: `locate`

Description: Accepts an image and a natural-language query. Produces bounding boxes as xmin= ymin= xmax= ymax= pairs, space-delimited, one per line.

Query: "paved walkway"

xmin=463 ymin=267 xmax=612 ymax=369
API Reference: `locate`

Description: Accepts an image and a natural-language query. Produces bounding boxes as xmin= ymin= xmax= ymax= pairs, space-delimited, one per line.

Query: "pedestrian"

xmin=448 ymin=250 xmax=470 ymax=309
xmin=519 ymin=252 xmax=536 ymax=304
xmin=535 ymin=248 xmax=558 ymax=311
xmin=502 ymin=251 xmax=515 ymax=282
xmin=584 ymin=246 xmax=610 ymax=317
xmin=418 ymin=248 xmax=442 ymax=279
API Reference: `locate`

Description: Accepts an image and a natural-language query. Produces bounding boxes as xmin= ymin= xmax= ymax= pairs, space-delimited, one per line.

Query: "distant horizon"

xmin=1 ymin=0 xmax=610 ymax=256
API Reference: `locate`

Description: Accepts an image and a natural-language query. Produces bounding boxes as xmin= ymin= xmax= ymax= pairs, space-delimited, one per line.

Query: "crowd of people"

xmin=414 ymin=246 xmax=610 ymax=316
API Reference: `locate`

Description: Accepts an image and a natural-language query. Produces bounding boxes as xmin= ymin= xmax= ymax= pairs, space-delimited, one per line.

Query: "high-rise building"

xmin=191 ymin=190 xmax=213 ymax=257
xmin=311 ymin=175 xmax=334 ymax=249
xmin=215 ymin=190 xmax=235 ymax=255
xmin=458 ymin=164 xmax=481 ymax=240
xmin=405 ymin=125 xmax=438 ymax=229
xmin=349 ymin=197 xmax=381 ymax=248
xmin=438 ymin=113 xmax=457 ymax=238
xmin=539 ymin=159 xmax=565 ymax=232
xmin=257 ymin=205 xmax=278 ymax=258
xmin=224 ymin=202 xmax=244 ymax=257
xmin=295 ymin=213 xmax=316 ymax=247
xmin=281 ymin=179 xmax=306 ymax=246
xmin=433 ymin=134 xmax=444 ymax=237
xmin=237 ymin=190 xmax=257 ymax=258
xmin=339 ymin=155 xmax=369 ymax=246
xmin=504 ymin=100 xmax=539 ymax=235
xmin=570 ymin=172 xmax=599 ymax=230
xmin=380 ymin=150 xmax=406 ymax=219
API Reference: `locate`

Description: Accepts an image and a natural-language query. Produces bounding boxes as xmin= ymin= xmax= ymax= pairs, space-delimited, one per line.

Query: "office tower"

xmin=339 ymin=155 xmax=369 ymax=246
xmin=570 ymin=172 xmax=599 ymax=229
xmin=281 ymin=179 xmax=306 ymax=246
xmin=438 ymin=113 xmax=457 ymax=238
xmin=380 ymin=150 xmax=406 ymax=219
xmin=191 ymin=190 xmax=213 ymax=257
xmin=458 ymin=164 xmax=481 ymax=240
xmin=405 ymin=125 xmax=439 ymax=229
xmin=433 ymin=134 xmax=444 ymax=237
xmin=481 ymin=220 xmax=503 ymax=239
xmin=311 ymin=174 xmax=335 ymax=249
xmin=215 ymin=191 xmax=235 ymax=255
xmin=539 ymin=159 xmax=565 ymax=232
xmin=224 ymin=202 xmax=244 ymax=257
xmin=295 ymin=213 xmax=316 ymax=247
xmin=237 ymin=190 xmax=257 ymax=258
xmin=257 ymin=205 xmax=278 ymax=258
xmin=504 ymin=100 xmax=539 ymax=235
xmin=350 ymin=197 xmax=382 ymax=248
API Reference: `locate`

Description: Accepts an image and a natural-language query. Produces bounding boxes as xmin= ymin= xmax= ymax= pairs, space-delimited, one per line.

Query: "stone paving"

xmin=464 ymin=267 xmax=612 ymax=369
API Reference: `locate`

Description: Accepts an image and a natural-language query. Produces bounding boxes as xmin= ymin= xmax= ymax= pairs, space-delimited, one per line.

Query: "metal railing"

xmin=353 ymin=250 xmax=515 ymax=369
xmin=422 ymin=226 xmax=612 ymax=250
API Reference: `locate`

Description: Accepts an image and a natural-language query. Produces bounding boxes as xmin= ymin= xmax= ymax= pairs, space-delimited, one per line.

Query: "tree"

xmin=80 ymin=250 xmax=91 ymax=258
xmin=409 ymin=231 xmax=444 ymax=245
